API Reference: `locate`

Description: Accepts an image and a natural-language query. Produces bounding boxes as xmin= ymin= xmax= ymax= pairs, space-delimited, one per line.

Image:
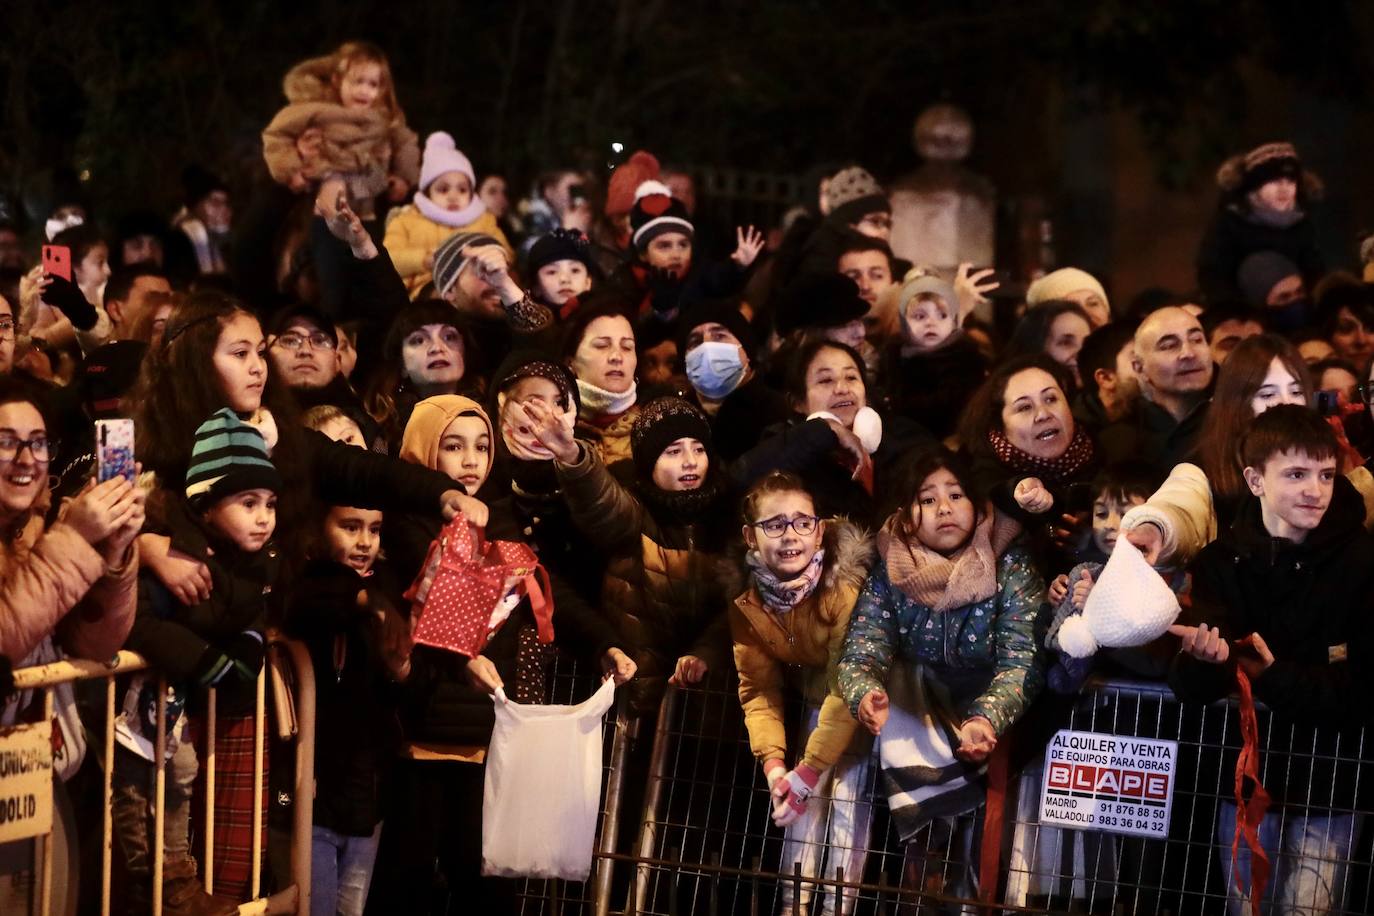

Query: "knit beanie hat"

xmin=1026 ymin=267 xmax=1108 ymax=310
xmin=185 ymin=408 xmax=281 ymax=507
xmin=631 ymin=396 xmax=712 ymax=479
xmin=399 ymin=395 xmax=493 ymax=472
xmin=1056 ymin=537 xmax=1181 ymax=659
xmin=527 ymin=228 xmax=599 ymax=276
xmin=630 ymin=180 xmax=694 ymax=252
xmin=1236 ymin=251 xmax=1302 ymax=308
xmin=432 ymin=231 xmax=502 ymax=295
xmin=676 ymin=299 xmax=756 ymax=356
xmin=1216 ymin=141 xmax=1301 ymax=195
xmin=606 ymin=151 xmax=661 ymax=219
xmin=418 ymin=131 xmax=476 ymax=194
xmin=825 ymin=167 xmax=889 ymax=225
xmin=493 ymin=352 xmax=578 ymax=413
xmin=775 ymin=273 xmax=869 ymax=336
xmin=896 ymin=273 xmax=958 ymax=320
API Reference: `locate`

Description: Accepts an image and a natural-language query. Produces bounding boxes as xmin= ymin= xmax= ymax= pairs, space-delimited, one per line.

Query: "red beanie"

xmin=606 ymin=151 xmax=660 ymax=218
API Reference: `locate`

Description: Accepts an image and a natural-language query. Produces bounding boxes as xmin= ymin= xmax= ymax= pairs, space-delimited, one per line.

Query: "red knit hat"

xmin=606 ymin=151 xmax=661 ymax=218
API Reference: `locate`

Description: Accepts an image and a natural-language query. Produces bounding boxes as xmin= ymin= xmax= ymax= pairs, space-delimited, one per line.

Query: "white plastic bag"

xmin=481 ymin=676 xmax=616 ymax=880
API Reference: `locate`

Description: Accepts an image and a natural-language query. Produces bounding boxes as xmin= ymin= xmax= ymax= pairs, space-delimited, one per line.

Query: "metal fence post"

xmin=593 ymin=694 xmax=632 ymax=916
xmin=629 ymin=685 xmax=681 ymax=916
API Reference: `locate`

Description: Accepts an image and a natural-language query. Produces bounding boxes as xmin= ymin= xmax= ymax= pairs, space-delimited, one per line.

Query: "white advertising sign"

xmin=1038 ymin=729 xmax=1176 ymax=838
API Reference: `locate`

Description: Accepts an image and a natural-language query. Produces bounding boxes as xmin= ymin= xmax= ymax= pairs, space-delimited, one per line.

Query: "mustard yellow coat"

xmin=383 ymin=206 xmax=514 ymax=297
xmin=729 ymin=520 xmax=872 ymax=772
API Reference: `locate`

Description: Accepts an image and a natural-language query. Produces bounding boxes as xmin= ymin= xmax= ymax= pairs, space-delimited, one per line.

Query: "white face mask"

xmin=684 ymin=341 xmax=746 ymax=400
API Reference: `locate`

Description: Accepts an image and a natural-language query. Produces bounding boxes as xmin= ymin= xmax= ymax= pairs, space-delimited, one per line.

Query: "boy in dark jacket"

xmin=114 ymin=408 xmax=282 ymax=914
xmin=1169 ymin=405 xmax=1374 ymax=915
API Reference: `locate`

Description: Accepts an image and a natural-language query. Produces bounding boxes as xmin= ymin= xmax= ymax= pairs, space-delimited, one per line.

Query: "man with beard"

xmin=431 ymin=231 xmax=557 ymax=357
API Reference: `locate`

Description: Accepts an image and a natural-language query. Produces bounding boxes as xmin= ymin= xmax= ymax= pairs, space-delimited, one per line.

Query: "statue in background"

xmin=888 ymin=104 xmax=996 ymax=274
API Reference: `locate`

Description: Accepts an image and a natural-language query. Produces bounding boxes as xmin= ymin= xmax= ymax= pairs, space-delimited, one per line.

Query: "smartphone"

xmin=42 ymin=244 xmax=72 ymax=281
xmin=1314 ymin=389 xmax=1342 ymax=416
xmin=95 ymin=418 xmax=136 ymax=483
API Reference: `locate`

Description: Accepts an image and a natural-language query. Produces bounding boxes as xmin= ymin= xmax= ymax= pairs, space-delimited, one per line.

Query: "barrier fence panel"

xmin=4 ymin=636 xmax=316 ymax=916
xmin=618 ymin=675 xmax=1006 ymax=916
xmin=1002 ymin=678 xmax=1374 ymax=916
xmin=575 ymin=673 xmax=1374 ymax=916
xmin=515 ymin=651 xmax=632 ymax=916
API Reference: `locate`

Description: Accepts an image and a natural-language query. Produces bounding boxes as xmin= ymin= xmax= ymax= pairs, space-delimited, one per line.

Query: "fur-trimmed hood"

xmin=283 ymin=54 xmax=343 ymax=106
xmin=722 ymin=516 xmax=874 ymax=599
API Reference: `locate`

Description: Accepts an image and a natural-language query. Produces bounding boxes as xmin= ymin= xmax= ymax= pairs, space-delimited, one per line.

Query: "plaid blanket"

xmin=189 ymin=713 xmax=270 ymax=900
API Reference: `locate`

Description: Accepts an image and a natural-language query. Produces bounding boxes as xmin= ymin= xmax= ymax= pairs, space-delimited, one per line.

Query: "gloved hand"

xmin=763 ymin=758 xmax=787 ymax=792
xmin=192 ymin=631 xmax=266 ymax=687
xmin=222 ymin=630 xmax=266 ymax=681
xmin=770 ymin=763 xmax=821 ymax=827
xmin=39 ymin=274 xmax=98 ymax=331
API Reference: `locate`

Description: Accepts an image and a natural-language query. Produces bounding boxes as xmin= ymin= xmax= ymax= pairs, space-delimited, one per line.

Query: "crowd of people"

xmin=2 ymin=38 xmax=1374 ymax=916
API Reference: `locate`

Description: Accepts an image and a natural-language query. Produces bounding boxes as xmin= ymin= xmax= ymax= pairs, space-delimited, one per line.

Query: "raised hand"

xmin=521 ymin=400 xmax=580 ymax=464
xmin=953 ymin=263 xmax=999 ymax=319
xmin=731 ymin=226 xmax=765 ymax=268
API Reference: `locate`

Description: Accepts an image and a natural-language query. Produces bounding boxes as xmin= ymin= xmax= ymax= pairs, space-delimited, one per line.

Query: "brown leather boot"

xmin=159 ymin=858 xmax=239 ymax=916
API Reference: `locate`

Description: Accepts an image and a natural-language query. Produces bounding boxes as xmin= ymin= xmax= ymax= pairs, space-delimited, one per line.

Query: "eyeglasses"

xmin=0 ymin=435 xmax=52 ymax=463
xmin=752 ymin=515 xmax=820 ymax=538
xmin=275 ymin=331 xmax=336 ymax=351
xmin=0 ymin=318 xmax=14 ymax=336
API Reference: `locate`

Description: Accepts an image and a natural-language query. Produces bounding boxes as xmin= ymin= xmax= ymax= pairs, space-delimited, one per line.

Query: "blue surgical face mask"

xmin=685 ymin=340 xmax=747 ymax=400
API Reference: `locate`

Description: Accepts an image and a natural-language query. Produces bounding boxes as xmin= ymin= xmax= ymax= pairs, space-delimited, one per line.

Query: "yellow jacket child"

xmin=384 ymin=131 xmax=513 ymax=296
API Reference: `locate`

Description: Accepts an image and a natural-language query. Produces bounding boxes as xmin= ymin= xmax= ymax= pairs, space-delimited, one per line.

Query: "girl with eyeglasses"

xmin=729 ymin=470 xmax=875 ymax=916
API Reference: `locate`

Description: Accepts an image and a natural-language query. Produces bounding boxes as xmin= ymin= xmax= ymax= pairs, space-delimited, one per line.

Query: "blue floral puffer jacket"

xmin=836 ymin=543 xmax=1046 ymax=736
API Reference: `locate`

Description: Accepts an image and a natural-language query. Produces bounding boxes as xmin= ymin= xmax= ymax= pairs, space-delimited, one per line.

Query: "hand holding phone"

xmin=42 ymin=245 xmax=72 ymax=282
xmin=96 ymin=419 xmax=136 ymax=483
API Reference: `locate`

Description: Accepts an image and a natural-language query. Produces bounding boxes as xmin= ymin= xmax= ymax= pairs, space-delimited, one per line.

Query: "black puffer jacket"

xmin=125 ymin=499 xmax=279 ymax=716
xmin=1170 ymin=477 xmax=1374 ymax=809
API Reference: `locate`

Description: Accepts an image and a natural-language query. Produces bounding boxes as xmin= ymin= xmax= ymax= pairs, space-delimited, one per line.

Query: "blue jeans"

xmin=311 ymin=823 xmax=381 ymax=916
xmin=1218 ymin=801 xmax=1361 ymax=915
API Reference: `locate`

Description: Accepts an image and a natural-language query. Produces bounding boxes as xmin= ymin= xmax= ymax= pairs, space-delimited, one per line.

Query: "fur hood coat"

xmin=262 ymin=53 xmax=420 ymax=199
xmin=728 ymin=519 xmax=874 ymax=771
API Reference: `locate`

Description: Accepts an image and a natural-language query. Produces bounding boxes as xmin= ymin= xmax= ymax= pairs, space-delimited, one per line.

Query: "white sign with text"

xmin=0 ymin=721 xmax=53 ymax=843
xmin=1038 ymin=729 xmax=1176 ymax=838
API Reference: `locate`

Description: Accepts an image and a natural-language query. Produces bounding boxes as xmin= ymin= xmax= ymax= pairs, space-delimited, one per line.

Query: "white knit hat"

xmin=1026 ymin=267 xmax=1107 ymax=309
xmin=1057 ymin=537 xmax=1180 ymax=659
xmin=419 ymin=131 xmax=475 ymax=194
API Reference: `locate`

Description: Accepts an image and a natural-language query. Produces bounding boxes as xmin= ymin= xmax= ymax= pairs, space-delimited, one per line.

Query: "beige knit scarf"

xmin=878 ymin=504 xmax=1022 ymax=613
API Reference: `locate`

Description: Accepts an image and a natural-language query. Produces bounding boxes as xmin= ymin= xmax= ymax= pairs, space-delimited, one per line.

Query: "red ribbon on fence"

xmin=1231 ymin=668 xmax=1272 ymax=916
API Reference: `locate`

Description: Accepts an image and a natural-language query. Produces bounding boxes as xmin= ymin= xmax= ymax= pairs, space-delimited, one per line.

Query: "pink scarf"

xmin=878 ymin=506 xmax=1021 ymax=613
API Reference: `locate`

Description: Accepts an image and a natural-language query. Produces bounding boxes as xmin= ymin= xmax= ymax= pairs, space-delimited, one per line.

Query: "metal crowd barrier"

xmin=5 ymin=635 xmax=316 ymax=916
xmin=532 ymin=672 xmax=1373 ymax=916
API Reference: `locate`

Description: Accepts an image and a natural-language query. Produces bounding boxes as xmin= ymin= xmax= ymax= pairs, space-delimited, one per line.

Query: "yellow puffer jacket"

xmin=729 ymin=519 xmax=874 ymax=771
xmin=383 ymin=206 xmax=514 ymax=297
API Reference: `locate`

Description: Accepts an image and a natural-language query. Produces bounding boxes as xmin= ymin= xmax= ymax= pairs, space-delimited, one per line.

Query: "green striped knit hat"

xmin=185 ymin=408 xmax=281 ymax=506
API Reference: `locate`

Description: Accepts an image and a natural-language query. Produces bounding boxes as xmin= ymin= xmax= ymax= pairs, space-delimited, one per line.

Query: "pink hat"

xmin=419 ymin=131 xmax=475 ymax=193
